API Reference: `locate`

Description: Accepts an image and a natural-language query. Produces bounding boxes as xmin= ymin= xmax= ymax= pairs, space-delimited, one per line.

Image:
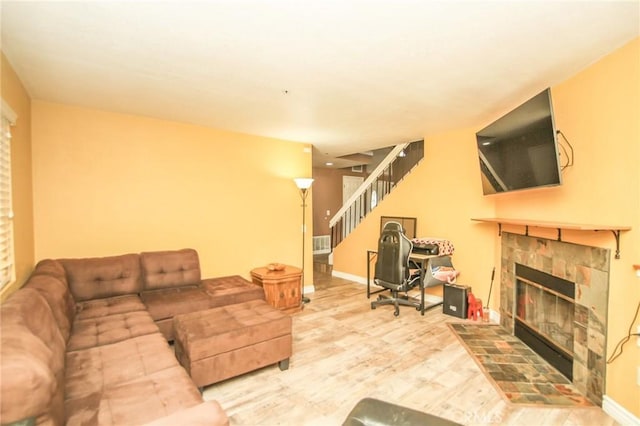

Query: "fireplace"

xmin=500 ymin=232 xmax=610 ymax=406
xmin=514 ymin=263 xmax=575 ymax=380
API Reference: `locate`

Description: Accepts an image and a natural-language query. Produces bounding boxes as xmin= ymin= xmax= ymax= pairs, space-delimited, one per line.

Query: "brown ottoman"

xmin=173 ymin=299 xmax=292 ymax=388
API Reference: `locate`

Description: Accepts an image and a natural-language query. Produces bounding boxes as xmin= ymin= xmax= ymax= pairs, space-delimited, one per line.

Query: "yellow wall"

xmin=333 ymin=37 xmax=640 ymax=416
xmin=0 ymin=53 xmax=34 ymax=302
xmin=31 ymin=101 xmax=314 ymax=284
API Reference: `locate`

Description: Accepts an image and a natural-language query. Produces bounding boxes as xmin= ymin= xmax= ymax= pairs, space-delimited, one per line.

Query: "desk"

xmin=366 ymin=250 xmax=446 ymax=315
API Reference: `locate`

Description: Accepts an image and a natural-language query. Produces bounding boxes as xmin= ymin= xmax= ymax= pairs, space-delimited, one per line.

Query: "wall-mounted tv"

xmin=476 ymin=88 xmax=562 ymax=195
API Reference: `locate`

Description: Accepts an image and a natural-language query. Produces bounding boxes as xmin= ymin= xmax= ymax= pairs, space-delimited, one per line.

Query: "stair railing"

xmin=329 ymin=140 xmax=423 ymax=249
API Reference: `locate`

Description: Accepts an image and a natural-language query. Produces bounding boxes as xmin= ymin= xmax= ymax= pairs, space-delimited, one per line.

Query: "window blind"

xmin=0 ymin=112 xmax=15 ymax=288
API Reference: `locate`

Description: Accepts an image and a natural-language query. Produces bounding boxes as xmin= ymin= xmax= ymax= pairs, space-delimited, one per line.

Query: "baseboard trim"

xmin=489 ymin=308 xmax=501 ymax=324
xmin=303 ymin=285 xmax=315 ymax=295
xmin=424 ymin=294 xmax=443 ymax=304
xmin=603 ymin=395 xmax=640 ymax=425
xmin=331 ymin=270 xmax=367 ymax=285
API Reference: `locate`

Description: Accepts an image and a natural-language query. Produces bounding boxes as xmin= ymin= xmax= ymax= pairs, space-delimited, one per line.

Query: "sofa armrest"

xmin=141 ymin=401 xmax=228 ymax=426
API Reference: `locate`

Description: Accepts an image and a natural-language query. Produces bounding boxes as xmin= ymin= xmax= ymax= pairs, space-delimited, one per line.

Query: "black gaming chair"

xmin=370 ymin=221 xmax=421 ymax=316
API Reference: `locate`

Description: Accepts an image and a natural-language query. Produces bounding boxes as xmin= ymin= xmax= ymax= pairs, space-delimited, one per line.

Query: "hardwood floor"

xmin=202 ymin=258 xmax=618 ymax=425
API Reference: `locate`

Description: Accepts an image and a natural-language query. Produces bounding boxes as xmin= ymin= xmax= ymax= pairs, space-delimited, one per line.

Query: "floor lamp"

xmin=294 ymin=178 xmax=313 ymax=304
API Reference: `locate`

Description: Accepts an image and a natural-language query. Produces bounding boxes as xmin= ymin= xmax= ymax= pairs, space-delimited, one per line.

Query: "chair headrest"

xmin=382 ymin=221 xmax=403 ymax=233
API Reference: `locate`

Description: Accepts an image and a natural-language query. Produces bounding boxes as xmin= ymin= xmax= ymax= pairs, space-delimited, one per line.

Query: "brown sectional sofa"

xmin=0 ymin=248 xmax=267 ymax=426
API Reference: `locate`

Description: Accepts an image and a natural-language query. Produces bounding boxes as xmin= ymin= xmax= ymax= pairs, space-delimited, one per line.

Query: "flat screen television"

xmin=476 ymin=88 xmax=562 ymax=195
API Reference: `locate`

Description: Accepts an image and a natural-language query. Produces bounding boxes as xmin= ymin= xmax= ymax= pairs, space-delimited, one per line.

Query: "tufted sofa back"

xmin=59 ymin=253 xmax=143 ymax=301
xmin=141 ymin=248 xmax=201 ymax=291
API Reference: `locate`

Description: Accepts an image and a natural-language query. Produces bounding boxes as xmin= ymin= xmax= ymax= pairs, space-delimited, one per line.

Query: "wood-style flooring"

xmin=202 ymin=257 xmax=618 ymax=425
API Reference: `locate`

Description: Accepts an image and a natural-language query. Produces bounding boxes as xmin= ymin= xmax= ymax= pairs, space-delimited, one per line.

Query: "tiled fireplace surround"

xmin=499 ymin=232 xmax=610 ymax=405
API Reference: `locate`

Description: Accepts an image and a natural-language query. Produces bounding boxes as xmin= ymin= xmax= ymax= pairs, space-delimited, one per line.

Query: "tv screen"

xmin=476 ymin=88 xmax=562 ymax=195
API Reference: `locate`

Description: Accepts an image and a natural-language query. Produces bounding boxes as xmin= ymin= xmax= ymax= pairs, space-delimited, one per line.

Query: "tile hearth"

xmin=450 ymin=323 xmax=592 ymax=406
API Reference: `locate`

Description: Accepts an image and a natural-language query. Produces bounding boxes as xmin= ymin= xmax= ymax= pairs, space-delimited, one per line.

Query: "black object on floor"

xmin=342 ymin=397 xmax=462 ymax=426
xmin=443 ymin=283 xmax=470 ymax=319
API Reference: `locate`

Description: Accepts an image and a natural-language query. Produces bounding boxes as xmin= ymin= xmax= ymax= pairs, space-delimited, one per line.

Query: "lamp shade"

xmin=294 ymin=178 xmax=314 ymax=189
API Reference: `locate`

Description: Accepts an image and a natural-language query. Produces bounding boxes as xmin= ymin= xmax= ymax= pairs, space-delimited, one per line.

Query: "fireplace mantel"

xmin=471 ymin=217 xmax=631 ymax=259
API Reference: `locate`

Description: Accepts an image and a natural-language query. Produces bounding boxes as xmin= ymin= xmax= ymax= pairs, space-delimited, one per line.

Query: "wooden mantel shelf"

xmin=471 ymin=218 xmax=632 ymax=259
xmin=471 ymin=217 xmax=631 ymax=232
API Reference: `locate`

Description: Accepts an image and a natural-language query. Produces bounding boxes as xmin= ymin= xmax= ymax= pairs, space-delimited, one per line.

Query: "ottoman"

xmin=173 ymin=299 xmax=292 ymax=388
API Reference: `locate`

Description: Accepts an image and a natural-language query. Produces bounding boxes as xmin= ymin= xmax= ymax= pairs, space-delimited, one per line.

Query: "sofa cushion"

xmin=202 ymin=275 xmax=265 ymax=307
xmin=24 ymin=273 xmax=76 ymax=342
xmin=140 ymin=287 xmax=212 ymax=341
xmin=60 ymin=253 xmax=142 ymax=301
xmin=150 ymin=319 xmax=174 ymax=342
xmin=1 ymin=289 xmax=66 ymax=425
xmin=65 ymin=333 xmax=177 ymax=400
xmin=141 ymin=248 xmax=201 ymax=291
xmin=1 ymin=289 xmax=66 ymax=374
xmin=140 ymin=287 xmax=211 ymax=322
xmin=75 ymin=294 xmax=147 ymax=321
xmin=68 ymin=310 xmax=159 ymax=352
xmin=64 ymin=366 xmax=204 ymax=426
xmin=0 ymin=322 xmax=57 ymax=425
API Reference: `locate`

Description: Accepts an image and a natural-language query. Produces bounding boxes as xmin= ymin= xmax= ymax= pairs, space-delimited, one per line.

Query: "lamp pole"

xmin=294 ymin=178 xmax=314 ymax=305
xmin=300 ymin=188 xmax=310 ymax=304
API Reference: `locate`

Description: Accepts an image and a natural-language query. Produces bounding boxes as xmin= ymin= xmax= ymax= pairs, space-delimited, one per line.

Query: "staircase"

xmin=329 ymin=140 xmax=424 ymax=249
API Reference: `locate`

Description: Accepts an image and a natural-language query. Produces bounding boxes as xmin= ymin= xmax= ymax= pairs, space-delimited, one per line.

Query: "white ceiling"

xmin=1 ymin=1 xmax=638 ymax=165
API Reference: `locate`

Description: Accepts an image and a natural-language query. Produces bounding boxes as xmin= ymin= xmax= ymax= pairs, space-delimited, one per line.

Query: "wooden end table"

xmin=250 ymin=265 xmax=303 ymax=314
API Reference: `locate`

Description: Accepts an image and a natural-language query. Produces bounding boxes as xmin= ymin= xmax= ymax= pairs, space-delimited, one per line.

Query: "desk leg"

xmin=366 ymin=250 xmax=372 ymax=298
xmin=420 ymin=264 xmax=426 ymax=315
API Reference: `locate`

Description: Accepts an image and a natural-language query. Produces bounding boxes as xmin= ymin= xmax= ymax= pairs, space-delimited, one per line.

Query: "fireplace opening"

xmin=515 ymin=263 xmax=575 ymax=380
